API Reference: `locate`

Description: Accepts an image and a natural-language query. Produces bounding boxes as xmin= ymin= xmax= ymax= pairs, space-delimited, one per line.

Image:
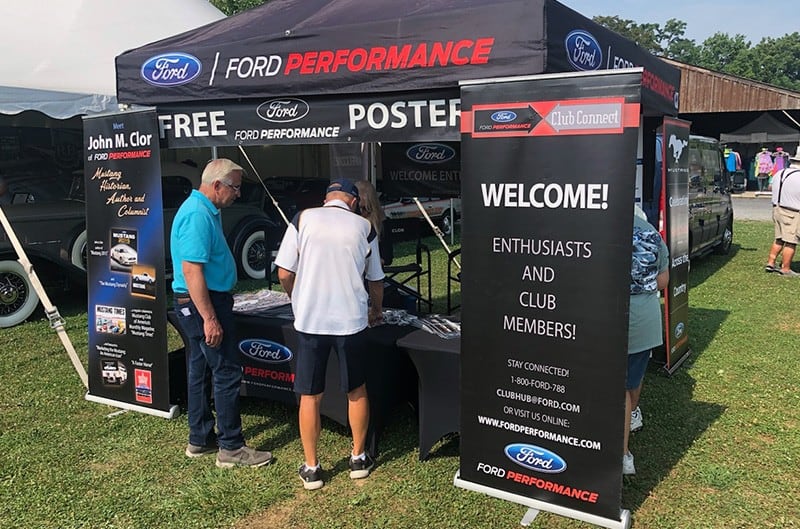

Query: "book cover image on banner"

xmin=457 ymin=71 xmax=643 ymax=526
xmin=83 ymin=109 xmax=174 ymax=417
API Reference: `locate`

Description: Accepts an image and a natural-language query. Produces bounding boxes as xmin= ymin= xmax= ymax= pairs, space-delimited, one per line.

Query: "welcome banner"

xmin=456 ymin=71 xmax=642 ymax=527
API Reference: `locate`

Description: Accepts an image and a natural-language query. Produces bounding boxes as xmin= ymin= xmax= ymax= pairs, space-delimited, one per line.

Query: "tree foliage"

xmin=592 ymin=15 xmax=800 ymax=91
xmin=209 ymin=0 xmax=265 ymax=16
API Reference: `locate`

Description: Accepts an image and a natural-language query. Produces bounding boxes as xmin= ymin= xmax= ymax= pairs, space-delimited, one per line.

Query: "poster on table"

xmin=456 ymin=71 xmax=642 ymax=525
xmin=83 ymin=109 xmax=173 ymax=417
xmin=654 ymin=118 xmax=691 ymax=371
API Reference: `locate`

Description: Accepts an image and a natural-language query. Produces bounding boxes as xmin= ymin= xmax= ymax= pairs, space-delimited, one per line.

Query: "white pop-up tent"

xmin=0 ymin=0 xmax=225 ymax=119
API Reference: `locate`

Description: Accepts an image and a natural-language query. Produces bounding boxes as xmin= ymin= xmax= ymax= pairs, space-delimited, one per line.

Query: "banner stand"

xmin=85 ymin=393 xmax=179 ymax=420
xmin=454 ymin=473 xmax=631 ymax=529
xmin=659 ymin=347 xmax=692 ymax=376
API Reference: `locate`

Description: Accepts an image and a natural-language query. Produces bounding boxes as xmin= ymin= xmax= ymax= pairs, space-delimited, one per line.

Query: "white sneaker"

xmin=622 ymin=452 xmax=636 ymax=475
xmin=630 ymin=406 xmax=643 ymax=432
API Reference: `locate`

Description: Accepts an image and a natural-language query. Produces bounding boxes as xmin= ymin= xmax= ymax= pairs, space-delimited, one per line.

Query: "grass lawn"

xmin=1 ymin=220 xmax=798 ymax=529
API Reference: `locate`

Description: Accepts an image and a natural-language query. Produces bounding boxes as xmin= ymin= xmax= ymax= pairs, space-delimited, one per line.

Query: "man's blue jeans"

xmin=173 ymin=291 xmax=244 ymax=450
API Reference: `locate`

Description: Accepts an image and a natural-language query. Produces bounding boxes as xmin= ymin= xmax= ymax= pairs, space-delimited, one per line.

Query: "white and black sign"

xmin=456 ymin=71 xmax=643 ymax=525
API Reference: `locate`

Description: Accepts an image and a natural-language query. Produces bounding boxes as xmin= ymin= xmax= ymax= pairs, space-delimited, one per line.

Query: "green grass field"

xmin=1 ymin=220 xmax=798 ymax=529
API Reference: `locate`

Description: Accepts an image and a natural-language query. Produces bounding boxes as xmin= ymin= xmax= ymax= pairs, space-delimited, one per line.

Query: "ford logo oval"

xmin=491 ymin=111 xmax=517 ymax=123
xmin=405 ymin=143 xmax=456 ymax=164
xmin=238 ymin=339 xmax=293 ymax=364
xmin=257 ymin=98 xmax=310 ymax=123
xmin=565 ymin=30 xmax=602 ymax=71
xmin=504 ymin=443 xmax=567 ymax=474
xmin=140 ymin=53 xmax=202 ymax=87
xmin=674 ymin=322 xmax=685 ymax=339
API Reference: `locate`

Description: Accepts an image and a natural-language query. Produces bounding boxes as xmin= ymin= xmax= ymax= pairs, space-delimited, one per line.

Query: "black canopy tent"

xmin=115 ymin=0 xmax=681 ymax=149
xmin=720 ymin=112 xmax=800 ymax=144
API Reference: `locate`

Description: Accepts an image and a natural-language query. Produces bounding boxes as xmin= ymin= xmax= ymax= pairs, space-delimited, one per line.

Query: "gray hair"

xmin=201 ymin=158 xmax=244 ymax=185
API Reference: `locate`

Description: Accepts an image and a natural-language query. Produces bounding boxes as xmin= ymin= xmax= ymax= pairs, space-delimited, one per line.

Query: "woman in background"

xmin=354 ymin=180 xmax=393 ymax=266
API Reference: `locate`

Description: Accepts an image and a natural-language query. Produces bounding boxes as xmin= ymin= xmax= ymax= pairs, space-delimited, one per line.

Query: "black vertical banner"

xmin=656 ymin=118 xmax=691 ymax=371
xmin=456 ymin=71 xmax=642 ymax=526
xmin=83 ymin=109 xmax=175 ymax=418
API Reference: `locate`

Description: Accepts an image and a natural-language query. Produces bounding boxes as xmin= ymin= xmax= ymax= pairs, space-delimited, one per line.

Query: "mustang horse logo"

xmin=668 ymin=134 xmax=688 ymax=163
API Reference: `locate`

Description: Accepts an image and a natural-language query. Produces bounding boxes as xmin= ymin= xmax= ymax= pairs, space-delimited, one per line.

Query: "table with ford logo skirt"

xmin=168 ymin=295 xmax=462 ymax=459
xmin=169 ymin=298 xmax=418 ymax=458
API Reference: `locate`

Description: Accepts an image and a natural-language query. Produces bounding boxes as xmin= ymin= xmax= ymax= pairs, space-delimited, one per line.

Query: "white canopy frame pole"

xmin=0 ymin=205 xmax=88 ymax=388
xmin=412 ymin=197 xmax=461 ymax=270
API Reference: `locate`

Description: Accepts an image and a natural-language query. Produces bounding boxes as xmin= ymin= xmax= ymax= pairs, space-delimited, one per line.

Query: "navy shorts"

xmin=626 ymin=349 xmax=651 ymax=390
xmin=293 ymin=330 xmax=368 ymax=395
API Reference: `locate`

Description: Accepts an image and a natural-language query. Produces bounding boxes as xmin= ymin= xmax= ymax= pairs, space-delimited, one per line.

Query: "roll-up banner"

xmin=155 ymin=90 xmax=460 ymax=149
xmin=456 ymin=70 xmax=642 ymax=528
xmin=380 ymin=142 xmax=461 ymax=198
xmin=83 ymin=109 xmax=176 ymax=419
xmin=654 ymin=118 xmax=691 ymax=372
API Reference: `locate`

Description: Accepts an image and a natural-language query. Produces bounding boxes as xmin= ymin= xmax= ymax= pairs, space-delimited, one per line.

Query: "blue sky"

xmin=560 ymin=0 xmax=796 ymax=45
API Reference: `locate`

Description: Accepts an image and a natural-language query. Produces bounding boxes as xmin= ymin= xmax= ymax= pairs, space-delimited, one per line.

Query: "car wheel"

xmin=236 ymin=227 xmax=269 ymax=280
xmin=71 ymin=230 xmax=88 ymax=270
xmin=0 ymin=260 xmax=40 ymax=328
xmin=714 ymin=220 xmax=733 ymax=255
xmin=437 ymin=209 xmax=453 ymax=235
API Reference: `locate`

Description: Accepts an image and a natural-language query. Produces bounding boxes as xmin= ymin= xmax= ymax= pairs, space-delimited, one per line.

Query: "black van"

xmin=652 ymin=134 xmax=734 ymax=259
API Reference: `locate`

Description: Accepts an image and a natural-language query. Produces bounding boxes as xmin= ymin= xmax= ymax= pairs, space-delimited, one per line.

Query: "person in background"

xmin=275 ymin=179 xmax=384 ymax=491
xmin=765 ymin=146 xmax=800 ymax=276
xmin=624 ymin=206 xmax=669 ymax=475
xmin=171 ymin=158 xmax=274 ymax=468
xmin=354 ymin=179 xmax=393 ymax=266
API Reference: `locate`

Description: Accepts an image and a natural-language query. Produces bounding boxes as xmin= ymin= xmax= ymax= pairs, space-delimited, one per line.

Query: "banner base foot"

xmin=454 ymin=472 xmax=630 ymax=529
xmin=85 ymin=392 xmax=180 ymax=419
xmin=660 ymin=348 xmax=692 ymax=376
xmin=521 ymin=508 xmax=539 ymax=526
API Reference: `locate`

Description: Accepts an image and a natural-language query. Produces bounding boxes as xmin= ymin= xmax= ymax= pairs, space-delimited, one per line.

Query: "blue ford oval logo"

xmin=257 ymin=98 xmax=310 ymax=123
xmin=491 ymin=111 xmax=517 ymax=123
xmin=238 ymin=339 xmax=293 ymax=364
xmin=405 ymin=143 xmax=456 ymax=164
xmin=141 ymin=53 xmax=202 ymax=87
xmin=674 ymin=322 xmax=685 ymax=339
xmin=565 ymin=30 xmax=602 ymax=71
xmin=504 ymin=443 xmax=567 ymax=474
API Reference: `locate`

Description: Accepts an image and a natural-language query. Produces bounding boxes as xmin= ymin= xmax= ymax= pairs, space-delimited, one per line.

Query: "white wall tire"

xmin=0 ymin=260 xmax=40 ymax=328
xmin=71 ymin=230 xmax=88 ymax=270
xmin=237 ymin=229 xmax=267 ymax=280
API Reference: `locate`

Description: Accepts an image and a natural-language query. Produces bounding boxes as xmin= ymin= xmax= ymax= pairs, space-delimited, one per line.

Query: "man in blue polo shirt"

xmin=171 ymin=158 xmax=273 ymax=468
xmin=275 ymin=179 xmax=384 ymax=490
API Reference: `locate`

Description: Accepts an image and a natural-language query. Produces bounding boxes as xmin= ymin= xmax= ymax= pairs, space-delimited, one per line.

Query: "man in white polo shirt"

xmin=275 ymin=179 xmax=384 ymax=490
xmin=765 ymin=146 xmax=800 ymax=277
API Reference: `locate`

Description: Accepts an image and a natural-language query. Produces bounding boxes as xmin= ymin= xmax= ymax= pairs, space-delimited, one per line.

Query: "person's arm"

xmin=656 ymin=269 xmax=669 ymax=291
xmin=277 ymin=267 xmax=296 ymax=298
xmin=367 ymin=279 xmax=383 ymax=327
xmin=183 ymin=260 xmax=224 ymax=348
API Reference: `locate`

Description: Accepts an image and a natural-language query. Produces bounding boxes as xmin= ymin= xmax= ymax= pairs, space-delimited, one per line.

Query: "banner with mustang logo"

xmin=83 ymin=109 xmax=174 ymax=418
xmin=655 ymin=118 xmax=691 ymax=372
xmin=380 ymin=142 xmax=461 ymax=198
xmin=456 ymin=71 xmax=643 ymax=524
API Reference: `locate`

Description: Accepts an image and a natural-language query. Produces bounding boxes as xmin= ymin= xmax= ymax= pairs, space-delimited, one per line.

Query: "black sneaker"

xmin=348 ymin=454 xmax=375 ymax=479
xmin=298 ymin=464 xmax=324 ymax=490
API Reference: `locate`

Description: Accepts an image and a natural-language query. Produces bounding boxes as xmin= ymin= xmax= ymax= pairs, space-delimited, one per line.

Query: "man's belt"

xmin=776 ymin=204 xmax=800 ymax=213
xmin=175 ymin=295 xmax=191 ymax=304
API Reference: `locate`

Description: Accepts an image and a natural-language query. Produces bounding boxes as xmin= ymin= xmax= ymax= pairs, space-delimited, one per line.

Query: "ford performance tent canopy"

xmin=115 ymin=0 xmax=680 ymax=145
xmin=0 ymin=0 xmax=225 ymax=119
